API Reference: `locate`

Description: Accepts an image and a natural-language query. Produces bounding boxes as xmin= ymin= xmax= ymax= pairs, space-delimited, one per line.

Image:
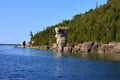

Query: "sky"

xmin=0 ymin=0 xmax=107 ymax=44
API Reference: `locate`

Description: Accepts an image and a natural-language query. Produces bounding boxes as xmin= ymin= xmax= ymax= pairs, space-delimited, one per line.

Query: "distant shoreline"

xmin=0 ymin=44 xmax=20 ymax=46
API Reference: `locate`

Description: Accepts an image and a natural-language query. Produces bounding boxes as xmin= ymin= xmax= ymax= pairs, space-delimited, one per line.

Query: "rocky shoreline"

xmin=29 ymin=42 xmax=120 ymax=54
xmin=63 ymin=42 xmax=120 ymax=54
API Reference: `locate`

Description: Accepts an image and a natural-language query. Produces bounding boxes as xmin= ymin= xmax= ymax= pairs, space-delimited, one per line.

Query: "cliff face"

xmin=63 ymin=42 xmax=120 ymax=54
xmin=31 ymin=0 xmax=120 ymax=46
xmin=31 ymin=42 xmax=120 ymax=54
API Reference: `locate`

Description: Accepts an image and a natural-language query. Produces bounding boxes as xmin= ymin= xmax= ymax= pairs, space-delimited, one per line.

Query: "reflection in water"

xmin=54 ymin=51 xmax=65 ymax=78
xmin=55 ymin=51 xmax=120 ymax=79
xmin=27 ymin=48 xmax=55 ymax=57
xmin=55 ymin=50 xmax=68 ymax=58
xmin=55 ymin=51 xmax=120 ymax=61
xmin=54 ymin=59 xmax=63 ymax=78
xmin=55 ymin=51 xmax=63 ymax=58
xmin=97 ymin=53 xmax=120 ymax=61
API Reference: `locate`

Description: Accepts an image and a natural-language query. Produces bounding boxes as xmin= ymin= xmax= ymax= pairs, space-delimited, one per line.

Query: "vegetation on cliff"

xmin=31 ymin=0 xmax=120 ymax=46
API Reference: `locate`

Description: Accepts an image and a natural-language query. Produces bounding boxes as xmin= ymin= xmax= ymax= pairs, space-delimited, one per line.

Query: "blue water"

xmin=0 ymin=46 xmax=120 ymax=80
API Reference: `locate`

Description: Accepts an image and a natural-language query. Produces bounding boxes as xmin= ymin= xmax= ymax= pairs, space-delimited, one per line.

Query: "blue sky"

xmin=0 ymin=0 xmax=107 ymax=44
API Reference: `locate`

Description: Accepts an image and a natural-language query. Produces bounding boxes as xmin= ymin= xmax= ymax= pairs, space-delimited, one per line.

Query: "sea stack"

xmin=21 ymin=41 xmax=26 ymax=48
xmin=55 ymin=26 xmax=68 ymax=52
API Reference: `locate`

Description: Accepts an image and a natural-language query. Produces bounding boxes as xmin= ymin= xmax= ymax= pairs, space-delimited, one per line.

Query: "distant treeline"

xmin=30 ymin=0 xmax=120 ymax=46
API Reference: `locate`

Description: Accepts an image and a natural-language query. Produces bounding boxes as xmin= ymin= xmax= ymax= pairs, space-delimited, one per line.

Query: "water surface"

xmin=0 ymin=46 xmax=120 ymax=80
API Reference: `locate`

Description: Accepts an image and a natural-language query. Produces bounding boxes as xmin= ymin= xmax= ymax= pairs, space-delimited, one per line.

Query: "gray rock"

xmin=52 ymin=43 xmax=58 ymax=50
xmin=55 ymin=27 xmax=68 ymax=52
xmin=72 ymin=44 xmax=82 ymax=53
xmin=111 ymin=44 xmax=120 ymax=53
xmin=81 ymin=42 xmax=94 ymax=53
xmin=105 ymin=44 xmax=115 ymax=53
xmin=91 ymin=42 xmax=101 ymax=53
xmin=98 ymin=44 xmax=106 ymax=54
xmin=64 ymin=46 xmax=72 ymax=53
xmin=98 ymin=43 xmax=116 ymax=54
xmin=64 ymin=44 xmax=73 ymax=53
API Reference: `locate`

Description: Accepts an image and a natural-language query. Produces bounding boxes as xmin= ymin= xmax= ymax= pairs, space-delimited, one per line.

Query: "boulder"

xmin=111 ymin=44 xmax=120 ymax=53
xmin=64 ymin=44 xmax=73 ymax=53
xmin=98 ymin=44 xmax=107 ymax=54
xmin=105 ymin=44 xmax=116 ymax=53
xmin=91 ymin=42 xmax=101 ymax=53
xmin=98 ymin=43 xmax=116 ymax=54
xmin=64 ymin=46 xmax=72 ymax=53
xmin=81 ymin=42 xmax=94 ymax=53
xmin=52 ymin=43 xmax=58 ymax=50
xmin=72 ymin=44 xmax=82 ymax=53
xmin=39 ymin=45 xmax=49 ymax=50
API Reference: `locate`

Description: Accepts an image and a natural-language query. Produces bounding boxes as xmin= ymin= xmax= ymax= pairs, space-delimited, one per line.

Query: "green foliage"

xmin=31 ymin=0 xmax=120 ymax=46
xmin=30 ymin=31 xmax=33 ymax=39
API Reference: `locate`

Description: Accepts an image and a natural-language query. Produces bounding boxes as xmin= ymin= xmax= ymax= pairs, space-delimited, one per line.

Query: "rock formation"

xmin=55 ymin=27 xmax=68 ymax=52
xmin=63 ymin=42 xmax=120 ymax=54
xmin=30 ymin=41 xmax=120 ymax=54
xmin=20 ymin=41 xmax=26 ymax=48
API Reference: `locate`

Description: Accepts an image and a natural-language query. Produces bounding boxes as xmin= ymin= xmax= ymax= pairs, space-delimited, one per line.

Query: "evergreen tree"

xmin=31 ymin=0 xmax=120 ymax=46
xmin=30 ymin=31 xmax=33 ymax=39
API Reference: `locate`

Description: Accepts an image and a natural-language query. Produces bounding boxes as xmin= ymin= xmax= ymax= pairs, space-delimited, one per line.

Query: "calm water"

xmin=0 ymin=46 xmax=120 ymax=80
